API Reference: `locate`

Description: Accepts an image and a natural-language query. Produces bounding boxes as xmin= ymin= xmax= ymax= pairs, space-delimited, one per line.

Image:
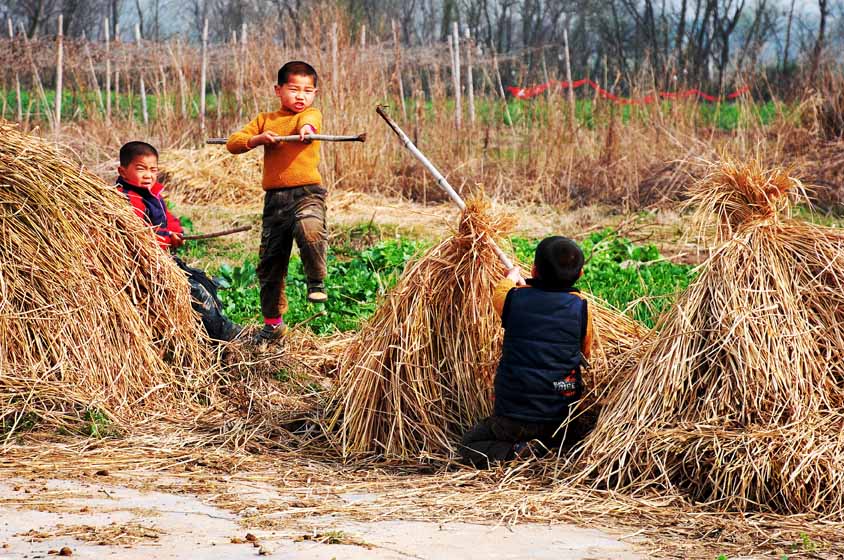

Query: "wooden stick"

xmin=135 ymin=24 xmax=148 ymax=125
xmin=199 ymin=18 xmax=208 ymax=133
xmin=83 ymin=35 xmax=105 ymax=114
xmin=464 ymin=27 xmax=475 ymax=125
xmin=237 ymin=23 xmax=246 ymax=121
xmin=20 ymin=22 xmax=51 ymax=128
xmin=563 ymin=27 xmax=576 ymax=133
xmin=105 ymin=17 xmax=111 ymax=121
xmin=376 ymin=105 xmax=514 ymax=271
xmin=182 ymin=225 xmax=251 ymax=240
xmin=55 ymin=14 xmax=63 ymax=135
xmin=392 ymin=20 xmax=406 ymax=119
xmin=206 ymin=133 xmax=367 ymax=144
xmin=450 ymin=22 xmax=461 ymax=128
xmin=8 ymin=18 xmax=22 ymax=122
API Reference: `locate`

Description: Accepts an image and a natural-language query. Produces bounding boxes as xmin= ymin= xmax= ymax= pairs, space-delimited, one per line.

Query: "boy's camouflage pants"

xmin=257 ymin=185 xmax=328 ymax=319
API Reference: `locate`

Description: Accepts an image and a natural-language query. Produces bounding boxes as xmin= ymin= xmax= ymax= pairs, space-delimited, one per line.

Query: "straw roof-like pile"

xmin=160 ymin=147 xmax=263 ymax=207
xmin=325 ymin=200 xmax=648 ymax=460
xmin=0 ymin=123 xmax=214 ymax=434
xmin=571 ymin=160 xmax=844 ymax=515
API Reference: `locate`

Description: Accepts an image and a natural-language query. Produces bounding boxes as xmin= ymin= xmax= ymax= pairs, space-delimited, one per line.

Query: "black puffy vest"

xmin=494 ymin=286 xmax=586 ymax=423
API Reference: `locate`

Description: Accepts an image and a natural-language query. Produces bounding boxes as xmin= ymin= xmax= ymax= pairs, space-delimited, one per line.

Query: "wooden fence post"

xmin=563 ymin=28 xmax=576 ymax=133
xmin=451 ymin=22 xmax=461 ymax=128
xmin=238 ymin=23 xmax=246 ymax=121
xmin=464 ymin=27 xmax=475 ymax=125
xmin=200 ymin=18 xmax=208 ymax=133
xmin=105 ymin=17 xmax=111 ymax=121
xmin=135 ymin=24 xmax=148 ymax=125
xmin=55 ymin=14 xmax=64 ymax=135
xmin=391 ymin=20 xmax=406 ymax=118
xmin=83 ymin=34 xmax=105 ymax=115
xmin=8 ymin=18 xmax=22 ymax=122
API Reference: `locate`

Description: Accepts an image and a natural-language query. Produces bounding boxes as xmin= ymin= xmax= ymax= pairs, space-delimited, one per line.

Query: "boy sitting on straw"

xmin=226 ymin=60 xmax=327 ymax=344
xmin=116 ymin=141 xmax=242 ymax=342
xmin=461 ymin=236 xmax=593 ymax=468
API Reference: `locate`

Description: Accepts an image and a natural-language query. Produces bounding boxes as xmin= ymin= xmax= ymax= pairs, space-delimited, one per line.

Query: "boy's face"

xmin=118 ymin=154 xmax=158 ymax=189
xmin=274 ymin=73 xmax=317 ymax=113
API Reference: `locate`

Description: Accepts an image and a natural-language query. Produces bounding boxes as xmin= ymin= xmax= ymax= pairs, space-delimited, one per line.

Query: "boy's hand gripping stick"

xmin=375 ymin=105 xmax=515 ymax=272
xmin=205 ymin=133 xmax=367 ymax=145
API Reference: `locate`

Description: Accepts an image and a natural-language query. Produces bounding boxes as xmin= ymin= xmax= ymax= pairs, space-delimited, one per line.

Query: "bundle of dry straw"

xmin=0 ymin=123 xmax=213 ymax=435
xmin=571 ymin=160 xmax=844 ymax=516
xmin=160 ymin=147 xmax=263 ymax=207
xmin=326 ymin=200 xmax=647 ymax=460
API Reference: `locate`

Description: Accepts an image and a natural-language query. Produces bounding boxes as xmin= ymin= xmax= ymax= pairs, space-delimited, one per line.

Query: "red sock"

xmin=264 ymin=317 xmax=283 ymax=327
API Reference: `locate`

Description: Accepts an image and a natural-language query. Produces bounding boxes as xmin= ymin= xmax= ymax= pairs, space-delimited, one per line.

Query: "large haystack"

xmin=0 ymin=123 xmax=213 ymax=434
xmin=325 ymin=200 xmax=647 ymax=460
xmin=572 ymin=160 xmax=844 ymax=515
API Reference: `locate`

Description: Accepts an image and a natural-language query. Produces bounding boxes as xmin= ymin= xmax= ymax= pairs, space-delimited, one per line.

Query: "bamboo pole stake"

xmin=391 ymin=20 xmax=406 ymax=118
xmin=21 ymin=22 xmax=51 ymax=127
xmin=238 ymin=23 xmax=246 ymax=121
xmin=360 ymin=25 xmax=366 ymax=49
xmin=83 ymin=34 xmax=105 ymax=115
xmin=451 ymin=22 xmax=461 ymax=128
xmin=8 ymin=18 xmax=22 ymax=122
xmin=376 ymin=106 xmax=514 ymax=271
xmin=563 ymin=28 xmax=576 ymax=133
xmin=492 ymin=53 xmax=513 ymax=128
xmin=55 ymin=14 xmax=63 ymax=136
xmin=105 ymin=17 xmax=111 ymax=121
xmin=464 ymin=28 xmax=476 ymax=125
xmin=169 ymin=37 xmax=187 ymax=119
xmin=200 ymin=18 xmax=208 ymax=133
xmin=134 ymin=24 xmax=148 ymax=126
xmin=331 ymin=22 xmax=339 ymax=101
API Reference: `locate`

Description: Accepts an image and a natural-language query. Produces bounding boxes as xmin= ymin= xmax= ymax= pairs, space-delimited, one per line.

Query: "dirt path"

xmin=0 ymin=479 xmax=642 ymax=559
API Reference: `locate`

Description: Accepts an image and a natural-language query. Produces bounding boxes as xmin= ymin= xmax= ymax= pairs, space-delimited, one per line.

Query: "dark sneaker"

xmin=252 ymin=322 xmax=288 ymax=345
xmin=307 ymin=284 xmax=328 ymax=303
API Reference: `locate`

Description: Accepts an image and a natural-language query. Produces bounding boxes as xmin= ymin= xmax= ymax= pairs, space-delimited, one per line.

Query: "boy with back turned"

xmin=226 ymin=61 xmax=327 ymax=344
xmin=461 ymin=236 xmax=593 ymax=468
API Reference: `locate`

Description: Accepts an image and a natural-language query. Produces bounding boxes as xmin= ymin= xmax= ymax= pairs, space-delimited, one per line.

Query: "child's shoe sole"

xmin=307 ymin=291 xmax=328 ymax=303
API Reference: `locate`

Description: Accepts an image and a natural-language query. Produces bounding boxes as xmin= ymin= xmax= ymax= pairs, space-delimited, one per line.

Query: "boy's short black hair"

xmin=119 ymin=141 xmax=158 ymax=167
xmin=533 ymin=236 xmax=584 ymax=289
xmin=277 ymin=61 xmax=318 ymax=87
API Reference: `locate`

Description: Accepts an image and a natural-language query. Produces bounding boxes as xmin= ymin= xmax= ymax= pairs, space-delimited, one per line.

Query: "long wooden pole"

xmin=20 ymin=22 xmax=51 ymax=127
xmin=376 ymin=106 xmax=514 ymax=270
xmin=206 ymin=133 xmax=366 ymax=144
xmin=83 ymin=34 xmax=105 ymax=114
xmin=464 ymin=27 xmax=475 ymax=125
xmin=105 ymin=17 xmax=111 ymax=121
xmin=55 ymin=14 xmax=63 ymax=136
xmin=237 ymin=23 xmax=246 ymax=121
xmin=391 ymin=20 xmax=406 ymax=119
xmin=8 ymin=19 xmax=21 ymax=122
xmin=135 ymin=24 xmax=148 ymax=125
xmin=563 ymin=27 xmax=576 ymax=132
xmin=451 ymin=22 xmax=461 ymax=128
xmin=200 ymin=18 xmax=208 ymax=133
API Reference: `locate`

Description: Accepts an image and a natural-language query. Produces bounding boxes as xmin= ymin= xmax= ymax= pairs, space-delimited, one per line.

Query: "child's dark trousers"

xmin=257 ymin=185 xmax=327 ymax=319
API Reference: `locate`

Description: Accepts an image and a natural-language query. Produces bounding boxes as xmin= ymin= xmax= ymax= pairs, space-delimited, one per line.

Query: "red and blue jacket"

xmin=116 ymin=177 xmax=183 ymax=250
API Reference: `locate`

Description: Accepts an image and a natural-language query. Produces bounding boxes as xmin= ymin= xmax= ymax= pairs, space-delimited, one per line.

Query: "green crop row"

xmin=206 ymin=227 xmax=692 ymax=334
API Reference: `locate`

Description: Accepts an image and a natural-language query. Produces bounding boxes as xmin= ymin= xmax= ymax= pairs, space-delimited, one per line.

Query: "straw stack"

xmin=571 ymin=160 xmax=844 ymax=515
xmin=326 ymin=200 xmax=648 ymax=460
xmin=160 ymin=147 xmax=263 ymax=207
xmin=0 ymin=123 xmax=213 ymax=435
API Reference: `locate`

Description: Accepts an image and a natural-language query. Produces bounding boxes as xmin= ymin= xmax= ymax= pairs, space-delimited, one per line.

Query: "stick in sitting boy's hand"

xmin=506 ymin=267 xmax=527 ymax=286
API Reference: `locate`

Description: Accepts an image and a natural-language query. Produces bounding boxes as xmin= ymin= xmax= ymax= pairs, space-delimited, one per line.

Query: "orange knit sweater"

xmin=226 ymin=106 xmax=322 ymax=189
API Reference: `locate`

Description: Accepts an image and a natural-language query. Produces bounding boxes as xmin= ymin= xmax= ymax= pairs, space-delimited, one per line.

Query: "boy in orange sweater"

xmin=226 ymin=61 xmax=327 ymax=343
